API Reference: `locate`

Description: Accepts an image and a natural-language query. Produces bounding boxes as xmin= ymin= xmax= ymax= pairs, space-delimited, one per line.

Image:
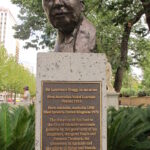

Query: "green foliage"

xmin=142 ymin=68 xmax=150 ymax=90
xmin=0 ymin=46 xmax=8 ymax=91
xmin=138 ymin=90 xmax=147 ymax=97
xmin=108 ymin=106 xmax=150 ymax=150
xmin=120 ymin=71 xmax=142 ymax=97
xmin=120 ymin=88 xmax=150 ymax=97
xmin=0 ymin=104 xmax=35 ymax=150
xmin=145 ymin=90 xmax=150 ymax=96
xmin=0 ymin=104 xmax=12 ymax=149
xmin=120 ymin=88 xmax=137 ymax=97
xmin=122 ymin=71 xmax=140 ymax=89
xmin=141 ymin=60 xmax=150 ymax=90
xmin=0 ymin=46 xmax=36 ymax=96
xmin=135 ymin=39 xmax=150 ymax=90
xmin=11 ymin=0 xmax=56 ymax=50
xmin=137 ymin=90 xmax=150 ymax=97
xmin=105 ymin=0 xmax=143 ymax=25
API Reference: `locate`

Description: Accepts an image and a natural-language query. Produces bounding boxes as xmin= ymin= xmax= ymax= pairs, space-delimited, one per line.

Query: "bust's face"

xmin=42 ymin=0 xmax=83 ymax=33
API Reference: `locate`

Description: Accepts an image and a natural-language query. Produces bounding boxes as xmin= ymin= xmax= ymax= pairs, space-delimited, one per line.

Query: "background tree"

xmin=86 ymin=0 xmax=150 ymax=92
xmin=0 ymin=46 xmax=36 ymax=98
xmin=105 ymin=0 xmax=149 ymax=92
xmin=0 ymin=46 xmax=9 ymax=91
xmin=11 ymin=0 xmax=55 ymax=50
xmin=138 ymin=40 xmax=150 ymax=91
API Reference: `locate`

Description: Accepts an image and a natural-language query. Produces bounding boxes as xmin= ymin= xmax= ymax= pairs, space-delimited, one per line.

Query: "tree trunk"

xmin=114 ymin=10 xmax=144 ymax=92
xmin=114 ymin=23 xmax=131 ymax=92
xmin=14 ymin=92 xmax=16 ymax=105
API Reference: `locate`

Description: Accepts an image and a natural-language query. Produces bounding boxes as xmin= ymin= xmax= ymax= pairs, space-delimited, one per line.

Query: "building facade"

xmin=0 ymin=7 xmax=19 ymax=61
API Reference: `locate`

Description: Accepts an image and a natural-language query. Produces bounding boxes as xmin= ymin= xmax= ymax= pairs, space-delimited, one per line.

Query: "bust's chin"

xmin=50 ymin=17 xmax=79 ymax=34
xmin=56 ymin=24 xmax=77 ymax=34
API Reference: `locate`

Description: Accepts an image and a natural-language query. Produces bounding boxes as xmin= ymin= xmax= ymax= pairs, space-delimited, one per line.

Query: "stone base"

xmin=36 ymin=52 xmax=107 ymax=150
xmin=107 ymin=92 xmax=119 ymax=110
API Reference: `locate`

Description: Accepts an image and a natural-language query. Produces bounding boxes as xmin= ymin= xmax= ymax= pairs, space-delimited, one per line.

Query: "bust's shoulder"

xmin=80 ymin=17 xmax=96 ymax=35
xmin=75 ymin=17 xmax=97 ymax=53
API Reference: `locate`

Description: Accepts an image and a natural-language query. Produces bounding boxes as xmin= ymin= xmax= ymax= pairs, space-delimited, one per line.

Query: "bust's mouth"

xmin=52 ymin=10 xmax=71 ymax=18
xmin=55 ymin=13 xmax=71 ymax=18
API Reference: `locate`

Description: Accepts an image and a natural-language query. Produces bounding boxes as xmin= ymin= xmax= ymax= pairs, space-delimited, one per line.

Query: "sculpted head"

xmin=42 ymin=0 xmax=84 ymax=33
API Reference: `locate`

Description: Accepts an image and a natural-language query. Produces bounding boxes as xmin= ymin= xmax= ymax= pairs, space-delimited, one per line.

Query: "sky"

xmin=0 ymin=0 xmax=18 ymax=20
xmin=0 ymin=0 xmax=45 ymax=74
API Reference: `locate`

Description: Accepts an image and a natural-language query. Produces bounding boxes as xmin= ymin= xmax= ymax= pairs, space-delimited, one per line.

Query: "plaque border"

xmin=41 ymin=81 xmax=102 ymax=150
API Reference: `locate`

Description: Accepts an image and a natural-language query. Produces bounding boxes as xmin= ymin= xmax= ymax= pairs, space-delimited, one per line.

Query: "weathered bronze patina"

xmin=42 ymin=0 xmax=96 ymax=52
xmin=41 ymin=81 xmax=102 ymax=150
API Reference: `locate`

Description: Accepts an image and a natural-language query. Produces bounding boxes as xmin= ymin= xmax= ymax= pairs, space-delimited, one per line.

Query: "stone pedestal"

xmin=107 ymin=92 xmax=119 ymax=110
xmin=36 ymin=52 xmax=107 ymax=150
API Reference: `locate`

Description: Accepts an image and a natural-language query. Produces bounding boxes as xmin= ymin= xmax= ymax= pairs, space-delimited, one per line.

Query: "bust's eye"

xmin=45 ymin=0 xmax=51 ymax=2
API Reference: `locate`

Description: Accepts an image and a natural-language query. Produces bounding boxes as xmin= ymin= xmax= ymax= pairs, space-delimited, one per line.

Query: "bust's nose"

xmin=54 ymin=0 xmax=61 ymax=5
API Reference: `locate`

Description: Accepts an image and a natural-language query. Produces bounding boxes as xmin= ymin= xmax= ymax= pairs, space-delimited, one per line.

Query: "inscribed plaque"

xmin=41 ymin=81 xmax=102 ymax=150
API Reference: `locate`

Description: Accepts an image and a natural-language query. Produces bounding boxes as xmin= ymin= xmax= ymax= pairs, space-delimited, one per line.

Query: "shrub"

xmin=120 ymin=88 xmax=137 ymax=97
xmin=145 ymin=90 xmax=150 ymax=96
xmin=108 ymin=106 xmax=150 ymax=150
xmin=0 ymin=104 xmax=35 ymax=150
xmin=138 ymin=90 xmax=147 ymax=97
xmin=137 ymin=90 xmax=150 ymax=97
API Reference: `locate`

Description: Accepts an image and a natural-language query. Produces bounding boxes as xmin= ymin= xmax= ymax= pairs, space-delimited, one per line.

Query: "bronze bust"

xmin=42 ymin=0 xmax=96 ymax=53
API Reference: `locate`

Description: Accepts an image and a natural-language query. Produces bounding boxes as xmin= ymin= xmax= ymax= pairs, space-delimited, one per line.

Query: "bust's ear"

xmin=80 ymin=0 xmax=85 ymax=12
